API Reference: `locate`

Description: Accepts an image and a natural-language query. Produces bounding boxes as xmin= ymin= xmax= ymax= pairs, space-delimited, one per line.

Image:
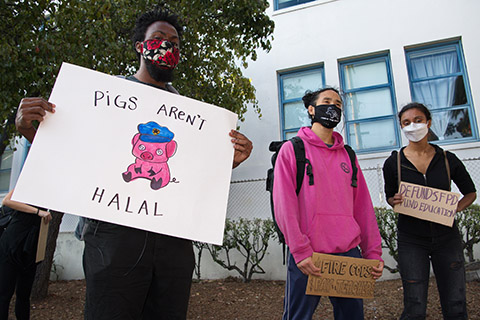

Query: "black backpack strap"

xmin=305 ymin=159 xmax=314 ymax=186
xmin=396 ymin=150 xmax=401 ymax=190
xmin=344 ymin=145 xmax=358 ymax=188
xmin=290 ymin=136 xmax=313 ymax=194
xmin=266 ymin=141 xmax=285 ymax=193
xmin=443 ymin=150 xmax=451 ymax=191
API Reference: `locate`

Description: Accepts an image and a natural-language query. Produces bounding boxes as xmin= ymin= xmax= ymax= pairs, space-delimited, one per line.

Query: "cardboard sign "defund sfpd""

xmin=394 ymin=182 xmax=460 ymax=227
xmin=306 ymin=253 xmax=379 ymax=299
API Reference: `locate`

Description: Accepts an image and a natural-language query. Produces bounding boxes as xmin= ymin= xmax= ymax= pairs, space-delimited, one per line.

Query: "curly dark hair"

xmin=131 ymin=7 xmax=183 ymax=60
xmin=398 ymin=102 xmax=432 ymax=122
xmin=302 ymin=87 xmax=343 ymax=109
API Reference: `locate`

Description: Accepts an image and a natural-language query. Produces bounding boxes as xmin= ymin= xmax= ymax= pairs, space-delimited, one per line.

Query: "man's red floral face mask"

xmin=141 ymin=39 xmax=180 ymax=69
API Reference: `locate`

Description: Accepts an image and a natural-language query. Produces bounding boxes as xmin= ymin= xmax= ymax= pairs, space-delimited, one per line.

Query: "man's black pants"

xmin=83 ymin=221 xmax=195 ymax=320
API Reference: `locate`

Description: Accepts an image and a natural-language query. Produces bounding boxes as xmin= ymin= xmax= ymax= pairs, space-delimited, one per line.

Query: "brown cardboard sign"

xmin=36 ymin=219 xmax=49 ymax=263
xmin=306 ymin=253 xmax=379 ymax=299
xmin=394 ymin=182 xmax=460 ymax=227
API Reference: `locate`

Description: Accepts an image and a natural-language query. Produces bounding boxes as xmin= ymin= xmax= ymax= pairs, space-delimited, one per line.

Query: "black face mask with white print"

xmin=311 ymin=104 xmax=342 ymax=129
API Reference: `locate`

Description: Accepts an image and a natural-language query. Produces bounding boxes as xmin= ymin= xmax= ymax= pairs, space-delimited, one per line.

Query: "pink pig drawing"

xmin=122 ymin=121 xmax=177 ymax=190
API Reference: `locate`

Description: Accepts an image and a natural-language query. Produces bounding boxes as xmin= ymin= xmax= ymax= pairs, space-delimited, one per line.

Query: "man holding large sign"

xmin=15 ymin=8 xmax=252 ymax=320
xmin=383 ymin=103 xmax=476 ymax=319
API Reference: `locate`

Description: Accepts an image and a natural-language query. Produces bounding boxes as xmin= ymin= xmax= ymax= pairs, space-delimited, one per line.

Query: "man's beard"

xmin=145 ymin=61 xmax=175 ymax=83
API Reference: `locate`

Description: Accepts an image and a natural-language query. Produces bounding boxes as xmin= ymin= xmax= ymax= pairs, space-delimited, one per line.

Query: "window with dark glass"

xmin=278 ymin=66 xmax=325 ymax=139
xmin=339 ymin=54 xmax=400 ymax=152
xmin=405 ymin=41 xmax=477 ymax=142
xmin=274 ymin=0 xmax=316 ymax=10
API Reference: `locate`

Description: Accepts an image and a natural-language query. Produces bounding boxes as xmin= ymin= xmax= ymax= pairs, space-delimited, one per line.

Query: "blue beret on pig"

xmin=138 ymin=122 xmax=174 ymax=143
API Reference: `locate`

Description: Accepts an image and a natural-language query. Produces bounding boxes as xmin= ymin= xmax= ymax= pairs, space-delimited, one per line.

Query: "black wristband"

xmin=36 ymin=208 xmax=40 ymax=216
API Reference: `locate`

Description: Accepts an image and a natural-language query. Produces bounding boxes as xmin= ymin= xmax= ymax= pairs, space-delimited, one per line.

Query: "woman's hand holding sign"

xmin=387 ymin=193 xmax=404 ymax=208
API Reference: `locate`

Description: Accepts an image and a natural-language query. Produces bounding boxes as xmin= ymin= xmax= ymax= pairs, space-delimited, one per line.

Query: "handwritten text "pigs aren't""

xmin=157 ymin=104 xmax=206 ymax=131
xmin=92 ymin=91 xmax=207 ymax=131
xmin=94 ymin=91 xmax=138 ymax=110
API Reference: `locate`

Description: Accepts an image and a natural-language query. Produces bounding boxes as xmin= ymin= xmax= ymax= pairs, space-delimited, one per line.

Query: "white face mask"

xmin=402 ymin=122 xmax=429 ymax=142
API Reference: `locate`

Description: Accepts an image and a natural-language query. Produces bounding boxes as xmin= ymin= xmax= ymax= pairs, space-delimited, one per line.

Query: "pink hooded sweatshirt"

xmin=273 ymin=127 xmax=382 ymax=264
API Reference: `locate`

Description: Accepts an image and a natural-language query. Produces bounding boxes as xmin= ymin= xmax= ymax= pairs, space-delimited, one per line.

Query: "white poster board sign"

xmin=13 ymin=63 xmax=238 ymax=245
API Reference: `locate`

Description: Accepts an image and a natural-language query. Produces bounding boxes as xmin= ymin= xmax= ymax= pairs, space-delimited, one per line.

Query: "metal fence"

xmin=59 ymin=157 xmax=480 ymax=231
xmin=226 ymin=179 xmax=271 ymax=220
xmin=362 ymin=156 xmax=480 ymax=208
xmin=226 ymin=157 xmax=480 ymax=220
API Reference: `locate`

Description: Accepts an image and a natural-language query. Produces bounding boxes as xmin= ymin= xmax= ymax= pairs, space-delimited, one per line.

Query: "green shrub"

xmin=375 ymin=204 xmax=480 ymax=273
xmin=456 ymin=204 xmax=480 ymax=263
xmin=206 ymin=218 xmax=277 ymax=282
xmin=374 ymin=207 xmax=399 ymax=273
xmin=192 ymin=241 xmax=209 ymax=280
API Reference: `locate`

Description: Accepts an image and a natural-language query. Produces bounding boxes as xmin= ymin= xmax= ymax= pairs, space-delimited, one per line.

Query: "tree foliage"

xmin=0 ymin=0 xmax=273 ymax=298
xmin=0 ymin=0 xmax=274 ymax=153
xmin=163 ymin=0 xmax=273 ymax=120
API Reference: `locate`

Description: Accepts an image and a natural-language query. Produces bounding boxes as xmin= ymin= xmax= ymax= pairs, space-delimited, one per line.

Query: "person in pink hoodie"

xmin=273 ymin=87 xmax=384 ymax=320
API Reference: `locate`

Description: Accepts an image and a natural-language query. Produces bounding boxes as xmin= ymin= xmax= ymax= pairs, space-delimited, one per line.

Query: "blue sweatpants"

xmin=282 ymin=247 xmax=364 ymax=320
